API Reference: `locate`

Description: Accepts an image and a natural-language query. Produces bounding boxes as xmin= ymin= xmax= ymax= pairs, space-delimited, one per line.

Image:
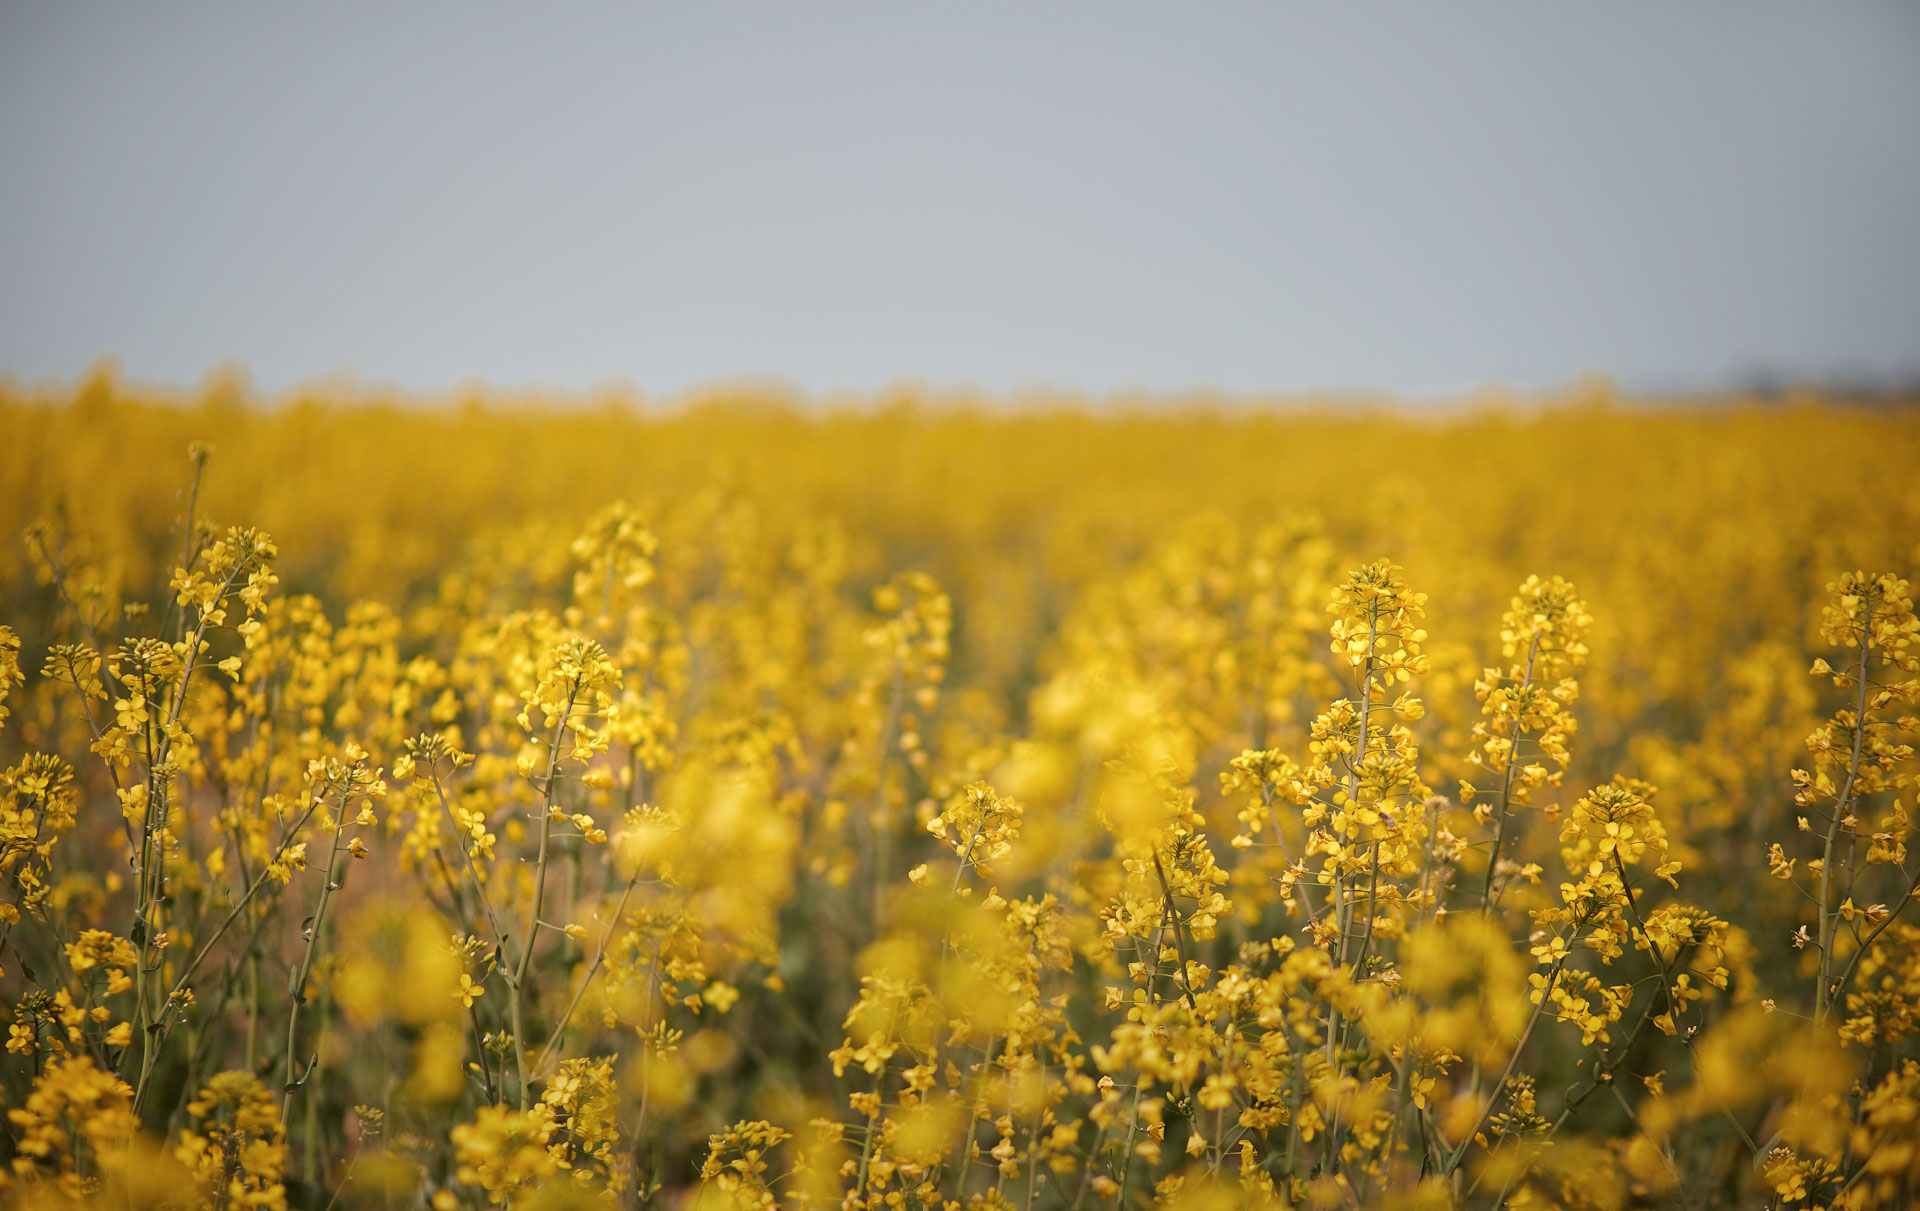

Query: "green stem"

xmin=1481 ymin=632 xmax=1542 ymax=914
xmin=870 ymin=663 xmax=907 ymax=927
xmin=1817 ymin=613 xmax=1873 ymax=1020
xmin=426 ymin=764 xmax=513 ymax=953
xmin=1830 ymin=861 xmax=1920 ymax=1007
xmin=135 ymin=784 xmax=332 ymax=1111
xmin=283 ymin=821 xmax=352 ymax=1115
xmin=954 ymin=1034 xmax=999 ymax=1201
xmin=1443 ymin=955 xmax=1564 ymax=1174
xmin=510 ymin=689 xmax=578 ymax=1108
xmin=1612 ymin=851 xmax=1762 ymax=1160
xmin=853 ymin=1064 xmax=887 ymax=1201
xmin=1150 ymin=852 xmax=1199 ymax=1011
xmin=532 ymin=869 xmax=645 ymax=1079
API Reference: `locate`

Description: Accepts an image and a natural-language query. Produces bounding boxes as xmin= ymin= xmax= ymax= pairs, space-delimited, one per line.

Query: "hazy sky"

xmin=2 ymin=3 xmax=1917 ymax=399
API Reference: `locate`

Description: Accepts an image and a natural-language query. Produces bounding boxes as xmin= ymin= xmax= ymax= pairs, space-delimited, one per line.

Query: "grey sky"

xmin=2 ymin=3 xmax=1917 ymax=400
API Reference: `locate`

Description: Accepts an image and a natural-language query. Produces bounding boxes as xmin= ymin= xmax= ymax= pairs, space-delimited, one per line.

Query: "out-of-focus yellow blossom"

xmin=173 ymin=1071 xmax=288 ymax=1211
xmin=450 ymin=1102 xmax=560 ymax=1204
xmin=0 ymin=626 xmax=22 ymax=732
xmin=5 ymin=1056 xmax=138 ymax=1196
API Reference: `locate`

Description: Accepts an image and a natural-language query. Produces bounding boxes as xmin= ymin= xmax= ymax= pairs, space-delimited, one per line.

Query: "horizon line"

xmin=6 ymin=357 xmax=1920 ymax=417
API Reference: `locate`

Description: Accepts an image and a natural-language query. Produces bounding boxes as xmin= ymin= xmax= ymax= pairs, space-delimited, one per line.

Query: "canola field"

xmin=1 ymin=378 xmax=1918 ymax=1210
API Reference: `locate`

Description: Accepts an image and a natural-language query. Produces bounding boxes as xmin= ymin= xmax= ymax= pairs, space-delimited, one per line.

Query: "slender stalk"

xmin=1830 ymin=860 xmax=1920 ymax=1006
xmin=134 ymin=786 xmax=332 ymax=1109
xmin=1817 ymin=613 xmax=1873 ymax=1020
xmin=130 ymin=537 xmax=258 ymax=1085
xmin=852 ymin=1064 xmax=887 ymax=1202
xmin=1068 ymin=1118 xmax=1108 ymax=1211
xmin=1442 ymin=955 xmax=1565 ymax=1174
xmin=1481 ymin=632 xmax=1542 ymax=914
xmin=468 ymin=1006 xmax=497 ymax=1103
xmin=165 ymin=793 xmax=331 ymax=999
xmin=953 ymin=1034 xmax=999 ymax=1201
xmin=164 ymin=447 xmax=210 ymax=640
xmin=245 ymin=951 xmax=260 ymax=1075
xmin=510 ymin=689 xmax=578 ymax=1107
xmin=1348 ymin=840 xmax=1385 ymax=992
xmin=303 ymin=979 xmax=331 ymax=1178
xmin=1117 ymin=923 xmax=1170 ymax=1208
xmin=1150 ymin=852 xmax=1199 ymax=1011
xmin=1262 ymin=779 xmax=1317 ymax=921
xmin=425 ymin=765 xmax=513 ymax=952
xmin=532 ymin=869 xmax=645 ymax=1079
xmin=939 ymin=822 xmax=988 ymax=969
xmin=1539 ymin=969 xmax=1671 ymax=1143
xmin=944 ymin=823 xmax=994 ymax=1202
xmin=1022 ymin=1060 xmax=1047 ymax=1210
xmin=1324 ymin=596 xmax=1380 ymax=1133
xmin=1612 ymin=851 xmax=1762 ymax=1159
xmin=870 ymin=663 xmax=907 ymax=926
xmin=1338 ymin=599 xmax=1381 ymax=951
xmin=1115 ymin=1077 xmax=1147 ymax=1210
xmin=283 ymin=821 xmax=352 ymax=1114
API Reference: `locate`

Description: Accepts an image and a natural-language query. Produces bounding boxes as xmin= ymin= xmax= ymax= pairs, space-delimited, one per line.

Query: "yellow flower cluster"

xmin=923 ymin=780 xmax=1024 ymax=888
xmin=0 ymin=381 xmax=1918 ymax=1208
xmin=6 ymin=1056 xmax=138 ymax=1196
xmin=174 ymin=1071 xmax=287 ymax=1211
xmin=1464 ymin=575 xmax=1591 ymax=903
xmin=451 ymin=1102 xmax=561 ymax=1203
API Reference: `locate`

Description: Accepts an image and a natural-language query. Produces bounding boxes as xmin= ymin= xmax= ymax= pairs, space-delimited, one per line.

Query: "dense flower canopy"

xmin=0 ymin=381 xmax=1918 ymax=1209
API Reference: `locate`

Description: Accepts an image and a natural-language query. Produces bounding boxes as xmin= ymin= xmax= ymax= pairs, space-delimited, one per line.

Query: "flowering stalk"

xmin=510 ymin=691 xmax=577 ymax=1109
xmin=281 ymin=833 xmax=345 ymax=1115
xmin=530 ymin=866 xmax=643 ymax=1081
xmin=1816 ymin=601 xmax=1872 ymax=1020
xmin=133 ymin=782 xmax=333 ymax=1114
xmin=1480 ymin=631 xmax=1541 ymax=913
